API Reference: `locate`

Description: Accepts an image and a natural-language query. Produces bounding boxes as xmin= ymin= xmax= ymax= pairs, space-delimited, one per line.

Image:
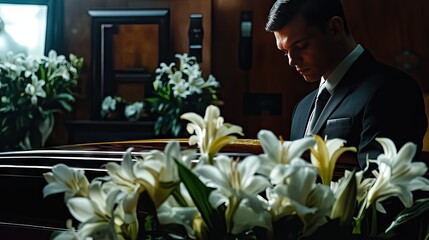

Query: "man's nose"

xmin=287 ymin=50 xmax=300 ymax=67
xmin=288 ymin=55 xmax=295 ymax=67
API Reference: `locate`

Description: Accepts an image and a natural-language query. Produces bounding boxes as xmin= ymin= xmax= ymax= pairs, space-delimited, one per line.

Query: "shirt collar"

xmin=321 ymin=44 xmax=364 ymax=94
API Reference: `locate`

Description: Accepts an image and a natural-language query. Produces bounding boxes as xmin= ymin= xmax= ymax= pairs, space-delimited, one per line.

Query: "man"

xmin=265 ymin=0 xmax=427 ymax=171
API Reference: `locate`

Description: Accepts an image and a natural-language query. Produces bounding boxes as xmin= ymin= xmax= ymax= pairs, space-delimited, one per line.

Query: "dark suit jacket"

xmin=290 ymin=50 xmax=427 ymax=170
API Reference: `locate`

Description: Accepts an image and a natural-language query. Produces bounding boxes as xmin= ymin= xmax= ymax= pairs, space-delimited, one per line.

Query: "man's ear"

xmin=328 ymin=16 xmax=345 ymax=39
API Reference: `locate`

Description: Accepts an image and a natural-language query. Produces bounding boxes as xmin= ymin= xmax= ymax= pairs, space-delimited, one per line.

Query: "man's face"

xmin=274 ymin=14 xmax=337 ymax=82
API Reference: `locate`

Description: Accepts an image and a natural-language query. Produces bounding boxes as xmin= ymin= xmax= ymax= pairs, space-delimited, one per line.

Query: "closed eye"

xmin=282 ymin=41 xmax=309 ymax=57
xmin=295 ymin=42 xmax=309 ymax=50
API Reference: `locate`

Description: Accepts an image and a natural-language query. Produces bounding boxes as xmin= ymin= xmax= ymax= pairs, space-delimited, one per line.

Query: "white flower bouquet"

xmin=100 ymin=95 xmax=145 ymax=121
xmin=146 ymin=53 xmax=222 ymax=137
xmin=0 ymin=50 xmax=83 ymax=151
xmin=43 ymin=105 xmax=429 ymax=239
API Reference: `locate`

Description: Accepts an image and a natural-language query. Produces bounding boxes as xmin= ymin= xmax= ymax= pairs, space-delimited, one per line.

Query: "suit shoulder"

xmin=359 ymin=60 xmax=420 ymax=91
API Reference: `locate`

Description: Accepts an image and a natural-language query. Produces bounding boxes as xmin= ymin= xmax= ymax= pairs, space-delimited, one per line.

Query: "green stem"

xmin=353 ymin=199 xmax=368 ymax=235
xmin=352 ymin=217 xmax=362 ymax=235
xmin=225 ymin=196 xmax=240 ymax=234
xmin=171 ymin=186 xmax=188 ymax=207
xmin=208 ymin=152 xmax=215 ymax=165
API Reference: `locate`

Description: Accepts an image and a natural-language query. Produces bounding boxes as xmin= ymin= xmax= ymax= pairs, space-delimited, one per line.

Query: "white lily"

xmin=43 ymin=163 xmax=89 ymax=201
xmin=48 ymin=65 xmax=71 ymax=81
xmin=25 ymin=75 xmax=46 ymax=105
xmin=330 ymin=169 xmax=374 ymax=206
xmin=265 ymin=158 xmax=334 ymax=236
xmin=116 ymin=184 xmax=140 ymax=239
xmin=199 ymin=74 xmax=220 ymax=89
xmin=355 ymin=170 xmax=375 ymax=205
xmin=256 ymin=129 xmax=315 ymax=177
xmin=187 ymin=75 xmax=205 ymax=94
xmin=124 ymin=101 xmax=144 ymax=121
xmin=101 ymin=96 xmax=117 ymax=112
xmin=22 ymin=56 xmax=39 ymax=77
xmin=102 ymin=148 xmax=163 ymax=201
xmin=44 ymin=49 xmax=66 ymax=70
xmin=53 ymin=230 xmax=85 ymax=240
xmin=194 ymin=154 xmax=272 ymax=234
xmin=175 ymin=53 xmax=196 ymax=71
xmin=181 ymin=105 xmax=243 ymax=164
xmin=157 ymin=195 xmax=199 ymax=238
xmin=366 ymin=138 xmax=429 ymax=212
xmin=52 ymin=219 xmax=89 ymax=240
xmin=66 ymin=181 xmax=124 ymax=239
xmin=182 ymin=61 xmax=201 ymax=83
xmin=152 ymin=77 xmax=162 ymax=91
xmin=155 ymin=62 xmax=175 ymax=76
xmin=310 ymin=134 xmax=357 ymax=185
xmin=329 ymin=170 xmax=357 ymax=227
xmin=232 ymin=197 xmax=272 ymax=235
xmin=172 ymin=80 xmax=192 ymax=98
xmin=140 ymin=141 xmax=197 ymax=206
xmin=168 ymin=70 xmax=184 ymax=86
xmin=141 ymin=141 xmax=196 ymax=182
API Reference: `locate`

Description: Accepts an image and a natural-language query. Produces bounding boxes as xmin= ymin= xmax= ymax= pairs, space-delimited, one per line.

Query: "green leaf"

xmin=56 ymin=93 xmax=75 ymax=101
xmin=175 ymin=159 xmax=226 ymax=237
xmin=384 ymin=198 xmax=429 ymax=234
xmin=39 ymin=63 xmax=46 ymax=81
xmin=58 ymin=100 xmax=73 ymax=112
xmin=172 ymin=123 xmax=181 ymax=137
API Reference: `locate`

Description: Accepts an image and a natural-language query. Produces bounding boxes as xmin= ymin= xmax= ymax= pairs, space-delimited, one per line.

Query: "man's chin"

xmin=302 ymin=75 xmax=320 ymax=83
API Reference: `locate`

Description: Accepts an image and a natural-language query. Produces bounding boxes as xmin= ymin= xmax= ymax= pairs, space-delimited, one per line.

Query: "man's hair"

xmin=265 ymin=0 xmax=350 ymax=35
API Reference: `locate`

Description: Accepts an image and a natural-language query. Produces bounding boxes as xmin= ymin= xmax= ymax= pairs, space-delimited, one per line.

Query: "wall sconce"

xmin=239 ymin=11 xmax=252 ymax=70
xmin=188 ymin=14 xmax=203 ymax=63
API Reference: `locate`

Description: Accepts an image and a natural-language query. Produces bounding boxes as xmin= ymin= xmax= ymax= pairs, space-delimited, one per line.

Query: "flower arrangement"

xmin=0 ymin=50 xmax=83 ymax=151
xmin=100 ymin=95 xmax=145 ymax=121
xmin=146 ymin=53 xmax=222 ymax=137
xmin=43 ymin=105 xmax=429 ymax=239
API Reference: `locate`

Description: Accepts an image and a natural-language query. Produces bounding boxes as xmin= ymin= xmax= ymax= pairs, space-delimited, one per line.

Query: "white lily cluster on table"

xmin=43 ymin=105 xmax=429 ymax=240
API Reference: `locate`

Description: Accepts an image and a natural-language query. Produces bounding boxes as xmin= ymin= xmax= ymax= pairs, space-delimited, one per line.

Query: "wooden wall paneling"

xmin=128 ymin=0 xmax=212 ymax=74
xmin=52 ymin=0 xmax=107 ymax=146
xmin=169 ymin=0 xmax=212 ymax=75
xmin=343 ymin=0 xmax=429 ymax=91
xmin=212 ymin=0 xmax=245 ymax=135
xmin=64 ymin=0 xmax=212 ymax=118
xmin=343 ymin=0 xmax=429 ymax=150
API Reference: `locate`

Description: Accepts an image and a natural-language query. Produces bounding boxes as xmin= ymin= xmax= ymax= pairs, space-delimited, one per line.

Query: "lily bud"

xmin=330 ymin=169 xmax=357 ymax=227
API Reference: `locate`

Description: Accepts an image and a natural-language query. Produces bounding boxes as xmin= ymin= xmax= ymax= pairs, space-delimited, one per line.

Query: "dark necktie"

xmin=308 ymin=87 xmax=331 ymax=134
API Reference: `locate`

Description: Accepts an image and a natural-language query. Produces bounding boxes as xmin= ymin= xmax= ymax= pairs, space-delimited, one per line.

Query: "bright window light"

xmin=0 ymin=4 xmax=47 ymax=57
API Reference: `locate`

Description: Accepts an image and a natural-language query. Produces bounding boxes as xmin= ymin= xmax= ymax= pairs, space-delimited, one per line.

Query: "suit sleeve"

xmin=358 ymin=72 xmax=427 ymax=169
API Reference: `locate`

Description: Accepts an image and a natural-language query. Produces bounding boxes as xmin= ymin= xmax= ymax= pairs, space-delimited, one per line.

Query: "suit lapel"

xmin=311 ymin=85 xmax=350 ymax=134
xmin=297 ymin=90 xmax=318 ymax=138
xmin=311 ymin=50 xmax=376 ymax=135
